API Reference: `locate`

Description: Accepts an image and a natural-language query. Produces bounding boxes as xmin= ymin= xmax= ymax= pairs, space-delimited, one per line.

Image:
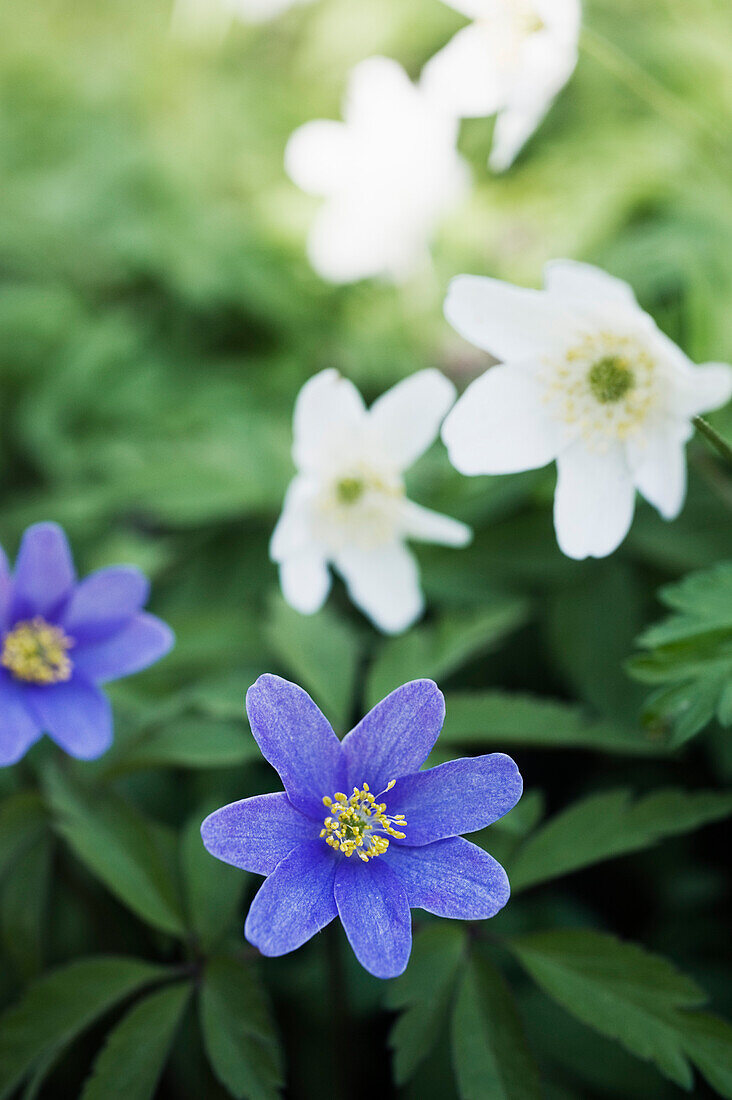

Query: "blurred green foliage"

xmin=1 ymin=0 xmax=732 ymax=1097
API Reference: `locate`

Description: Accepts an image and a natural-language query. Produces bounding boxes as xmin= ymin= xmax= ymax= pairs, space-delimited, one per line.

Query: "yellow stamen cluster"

xmin=1 ymin=617 xmax=74 ymax=685
xmin=539 ymin=331 xmax=660 ymax=449
xmin=321 ymin=780 xmax=407 ymax=862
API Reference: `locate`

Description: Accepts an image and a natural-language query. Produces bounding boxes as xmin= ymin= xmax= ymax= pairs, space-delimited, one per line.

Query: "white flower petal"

xmin=293 ymin=370 xmax=366 ymax=472
xmin=284 ymin=120 xmax=352 ymax=197
xmin=366 ymin=369 xmax=457 ymax=471
xmin=270 ymin=476 xmax=314 ymax=561
xmin=629 ymin=425 xmax=687 ymax=520
xmin=335 ymin=542 xmax=424 ymax=634
xmin=554 ymin=442 xmax=636 ymax=559
xmin=441 ymin=364 xmax=562 ymax=474
xmin=444 ymin=274 xmax=577 ymax=361
xmin=489 ymin=100 xmax=551 ymax=171
xmin=544 ymin=260 xmax=639 ymax=313
xmin=307 ymin=200 xmax=426 ymax=285
xmin=279 ymin=553 xmax=331 ymax=615
xmin=421 ymin=24 xmax=507 ymax=119
xmin=345 ymin=56 xmax=417 ymax=128
xmin=398 ymin=500 xmax=472 ymax=547
xmin=673 ymin=361 xmax=732 ymax=418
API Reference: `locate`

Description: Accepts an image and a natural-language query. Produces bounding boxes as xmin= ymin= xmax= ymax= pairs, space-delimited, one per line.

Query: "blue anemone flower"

xmin=201 ymin=674 xmax=522 ymax=979
xmin=0 ymin=522 xmax=174 ymax=765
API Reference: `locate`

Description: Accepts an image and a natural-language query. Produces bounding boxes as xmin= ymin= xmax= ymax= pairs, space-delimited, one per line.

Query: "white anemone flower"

xmin=441 ymin=261 xmax=732 ymax=559
xmin=284 ymin=57 xmax=470 ymax=283
xmin=271 ymin=369 xmax=472 ymax=633
xmin=421 ymin=0 xmax=581 ymax=171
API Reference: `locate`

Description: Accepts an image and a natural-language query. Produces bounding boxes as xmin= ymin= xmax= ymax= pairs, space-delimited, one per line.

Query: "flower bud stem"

xmin=693 ymin=416 xmax=732 ymax=466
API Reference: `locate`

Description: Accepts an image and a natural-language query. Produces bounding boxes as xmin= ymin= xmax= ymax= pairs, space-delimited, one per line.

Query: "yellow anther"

xmin=320 ymin=780 xmax=407 ymax=861
xmin=1 ymin=617 xmax=74 ymax=686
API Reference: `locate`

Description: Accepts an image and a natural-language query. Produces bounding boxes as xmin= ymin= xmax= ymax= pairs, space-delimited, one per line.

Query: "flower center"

xmin=588 ymin=356 xmax=635 ymax=404
xmin=320 ymin=781 xmax=407 ymax=862
xmin=335 ymin=477 xmax=365 ymax=505
xmin=538 ymin=331 xmax=660 ymax=449
xmin=1 ymin=617 xmax=74 ymax=685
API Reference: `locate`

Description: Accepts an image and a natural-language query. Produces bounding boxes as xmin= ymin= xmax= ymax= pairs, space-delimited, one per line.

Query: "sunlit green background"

xmin=1 ymin=0 xmax=732 ymax=1097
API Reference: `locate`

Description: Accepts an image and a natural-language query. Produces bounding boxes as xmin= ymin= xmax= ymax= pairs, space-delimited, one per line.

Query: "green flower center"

xmin=335 ymin=477 xmax=366 ymax=505
xmin=320 ymin=781 xmax=407 ymax=862
xmin=587 ymin=357 xmax=635 ymax=404
xmin=1 ymin=617 xmax=74 ymax=685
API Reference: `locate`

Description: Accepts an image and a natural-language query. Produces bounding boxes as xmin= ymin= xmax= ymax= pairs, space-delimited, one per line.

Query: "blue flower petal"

xmin=341 ymin=679 xmax=445 ymax=794
xmin=0 ymin=672 xmax=41 ymax=766
xmin=246 ymin=674 xmax=347 ymax=819
xmin=201 ymin=792 xmax=315 ymax=876
xmin=0 ymin=547 xmax=11 ymax=631
xmin=24 ymin=676 xmax=113 ymax=760
xmin=11 ymin=523 xmax=76 ymax=622
xmin=389 ymin=753 xmax=522 ymax=846
xmin=245 ymin=840 xmax=338 ymax=956
xmin=73 ymin=613 xmax=174 ymax=684
xmin=61 ymin=566 xmax=150 ymax=643
xmin=334 ymin=856 xmax=411 ymax=979
xmin=384 ymin=836 xmax=510 ymax=919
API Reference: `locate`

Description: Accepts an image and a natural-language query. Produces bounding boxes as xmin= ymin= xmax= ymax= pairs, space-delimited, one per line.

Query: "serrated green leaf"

xmin=510 ymin=930 xmax=705 ymax=1087
xmin=266 ymin=595 xmax=360 ymax=734
xmin=44 ymin=768 xmax=186 ymax=937
xmin=180 ymin=811 xmax=244 ymax=950
xmin=367 ymin=598 xmax=529 ymax=709
xmin=451 ymin=954 xmax=541 ymax=1100
xmin=442 ymin=692 xmax=664 ymax=755
xmin=385 ymin=924 xmax=466 ymax=1085
xmin=81 ymin=980 xmax=191 ymax=1100
xmin=0 ymin=956 xmax=167 ymax=1100
xmin=199 ymin=955 xmax=283 ymax=1100
xmin=681 ymin=1010 xmax=732 ymax=1098
xmin=629 ymin=561 xmax=732 ymax=743
xmin=510 ymin=787 xmax=732 ymax=891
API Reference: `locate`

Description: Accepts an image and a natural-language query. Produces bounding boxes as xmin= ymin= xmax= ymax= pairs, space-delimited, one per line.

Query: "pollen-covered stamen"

xmin=1 ymin=617 xmax=74 ymax=685
xmin=320 ymin=780 xmax=407 ymax=862
xmin=538 ymin=331 xmax=660 ymax=448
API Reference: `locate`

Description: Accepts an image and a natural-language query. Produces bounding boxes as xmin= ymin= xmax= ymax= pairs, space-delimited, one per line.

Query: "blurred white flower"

xmin=271 ymin=369 xmax=471 ymax=633
xmin=422 ymin=0 xmax=581 ymax=171
xmin=285 ymin=57 xmax=470 ymax=283
xmin=441 ymin=261 xmax=732 ymax=559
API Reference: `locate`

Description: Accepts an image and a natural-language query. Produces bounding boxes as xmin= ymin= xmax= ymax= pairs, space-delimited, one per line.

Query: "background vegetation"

xmin=0 ymin=0 xmax=731 ymax=1096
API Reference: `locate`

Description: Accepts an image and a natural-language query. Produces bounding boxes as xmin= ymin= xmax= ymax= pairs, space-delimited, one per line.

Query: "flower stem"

xmin=580 ymin=27 xmax=732 ymax=178
xmin=693 ymin=415 xmax=732 ymax=465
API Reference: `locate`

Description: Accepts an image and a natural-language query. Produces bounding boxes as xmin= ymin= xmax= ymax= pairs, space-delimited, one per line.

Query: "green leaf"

xmin=629 ymin=561 xmax=732 ymax=744
xmin=44 ymin=768 xmax=186 ymax=937
xmin=81 ymin=980 xmax=191 ymax=1100
xmin=110 ymin=716 xmax=259 ymax=773
xmin=0 ymin=956 xmax=167 ymax=1100
xmin=385 ymin=924 xmax=466 ymax=1085
xmin=510 ymin=787 xmax=732 ymax=891
xmin=442 ymin=692 xmax=664 ymax=755
xmin=451 ymin=954 xmax=541 ymax=1100
xmin=180 ymin=812 xmax=244 ymax=950
xmin=0 ymin=831 xmax=52 ymax=980
xmin=367 ymin=598 xmax=530 ymax=709
xmin=266 ymin=595 xmax=360 ymax=733
xmin=199 ymin=955 xmax=283 ymax=1100
xmin=510 ymin=930 xmax=705 ymax=1087
xmin=0 ymin=791 xmax=46 ymax=883
xmin=681 ymin=1011 xmax=732 ymax=1098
